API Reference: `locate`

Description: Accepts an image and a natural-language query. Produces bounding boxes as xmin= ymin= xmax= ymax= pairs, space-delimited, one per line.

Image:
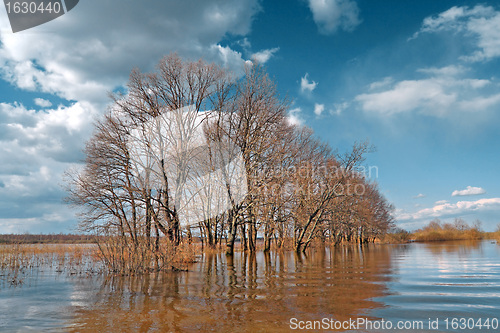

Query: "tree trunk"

xmin=240 ymin=223 xmax=248 ymax=251
xmin=263 ymin=226 xmax=272 ymax=253
xmin=225 ymin=213 xmax=238 ymax=256
xmin=248 ymin=222 xmax=256 ymax=253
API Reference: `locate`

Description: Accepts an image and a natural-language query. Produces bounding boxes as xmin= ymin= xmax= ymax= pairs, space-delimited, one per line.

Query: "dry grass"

xmin=485 ymin=230 xmax=500 ymax=242
xmin=94 ymin=236 xmax=198 ymax=275
xmin=0 ymin=244 xmax=100 ymax=287
xmin=378 ymin=229 xmax=412 ymax=244
xmin=0 ymin=240 xmax=202 ymax=284
xmin=412 ymin=220 xmax=484 ymax=242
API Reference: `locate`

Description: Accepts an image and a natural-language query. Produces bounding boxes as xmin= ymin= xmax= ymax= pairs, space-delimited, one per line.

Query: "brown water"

xmin=1 ymin=241 xmax=500 ymax=332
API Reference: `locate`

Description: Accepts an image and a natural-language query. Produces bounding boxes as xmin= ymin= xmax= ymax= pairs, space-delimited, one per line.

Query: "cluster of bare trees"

xmin=66 ymin=54 xmax=393 ymax=271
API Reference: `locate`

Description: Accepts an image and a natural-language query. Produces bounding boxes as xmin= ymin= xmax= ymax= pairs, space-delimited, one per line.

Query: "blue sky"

xmin=0 ymin=0 xmax=499 ymax=233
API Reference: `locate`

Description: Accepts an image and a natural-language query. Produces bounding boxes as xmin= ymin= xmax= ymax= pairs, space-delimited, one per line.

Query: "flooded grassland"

xmin=1 ymin=241 xmax=500 ymax=332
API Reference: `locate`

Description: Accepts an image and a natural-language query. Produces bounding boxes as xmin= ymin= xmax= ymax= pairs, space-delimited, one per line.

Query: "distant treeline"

xmin=411 ymin=218 xmax=484 ymax=242
xmin=381 ymin=218 xmax=499 ymax=243
xmin=0 ymin=234 xmax=97 ymax=244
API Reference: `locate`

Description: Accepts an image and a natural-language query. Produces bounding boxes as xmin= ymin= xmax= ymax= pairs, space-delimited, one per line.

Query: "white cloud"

xmin=330 ymin=102 xmax=349 ymax=115
xmin=209 ymin=44 xmax=250 ymax=72
xmin=412 ymin=5 xmax=493 ymax=37
xmin=0 ymin=205 xmax=77 ymax=233
xmin=356 ymin=78 xmax=455 ymax=115
xmin=0 ymin=0 xmax=261 ymax=103
xmin=0 ymin=102 xmax=96 ymax=158
xmin=412 ymin=5 xmax=500 ymax=62
xmin=413 ymin=193 xmax=425 ymax=199
xmin=300 ymin=73 xmax=317 ymax=93
xmin=307 ymin=0 xmax=361 ymax=35
xmin=287 ymin=107 xmax=304 ymax=126
xmin=417 ymin=65 xmax=467 ymax=77
xmin=356 ymin=66 xmax=499 ymax=116
xmin=459 ymin=94 xmax=500 ymax=111
xmin=465 ymin=13 xmax=500 ymax=61
xmin=0 ymin=101 xmax=107 ymax=233
xmin=397 ymin=197 xmax=500 ymax=221
xmin=34 ymin=98 xmax=52 ymax=108
xmin=452 ymin=186 xmax=486 ymax=197
xmin=368 ymin=77 xmax=394 ymax=90
xmin=313 ymin=103 xmax=325 ymax=116
xmin=251 ymin=47 xmax=279 ymax=64
xmin=237 ymin=37 xmax=252 ymax=49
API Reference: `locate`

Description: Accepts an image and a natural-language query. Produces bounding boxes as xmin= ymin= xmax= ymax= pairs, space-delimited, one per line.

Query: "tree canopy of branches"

xmin=66 ymin=54 xmax=394 ymax=273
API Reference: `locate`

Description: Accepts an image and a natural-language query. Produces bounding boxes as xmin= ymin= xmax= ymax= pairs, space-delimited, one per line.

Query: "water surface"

xmin=1 ymin=240 xmax=499 ymax=332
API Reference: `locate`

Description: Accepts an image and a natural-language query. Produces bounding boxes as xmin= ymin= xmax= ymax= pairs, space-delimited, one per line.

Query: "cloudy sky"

xmin=0 ymin=0 xmax=499 ymax=233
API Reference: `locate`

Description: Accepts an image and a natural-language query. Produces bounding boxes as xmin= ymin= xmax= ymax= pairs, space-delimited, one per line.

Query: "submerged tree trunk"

xmin=226 ymin=212 xmax=238 ymax=256
xmin=240 ymin=223 xmax=248 ymax=251
xmin=248 ymin=221 xmax=257 ymax=253
xmin=263 ymin=225 xmax=272 ymax=253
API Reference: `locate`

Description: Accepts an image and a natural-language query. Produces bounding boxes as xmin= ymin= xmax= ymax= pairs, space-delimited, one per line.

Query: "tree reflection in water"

xmin=65 ymin=245 xmax=395 ymax=332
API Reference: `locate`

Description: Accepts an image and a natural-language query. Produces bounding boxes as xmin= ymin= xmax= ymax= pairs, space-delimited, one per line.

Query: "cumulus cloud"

xmin=307 ymin=0 xmax=361 ymax=34
xmin=300 ymin=73 xmax=317 ymax=93
xmin=209 ymin=44 xmax=251 ymax=72
xmin=313 ymin=103 xmax=325 ymax=116
xmin=355 ymin=65 xmax=499 ymax=116
xmin=435 ymin=200 xmax=449 ymax=205
xmin=0 ymin=0 xmax=261 ymax=103
xmin=397 ymin=197 xmax=500 ymax=221
xmin=412 ymin=5 xmax=500 ymax=62
xmin=413 ymin=193 xmax=425 ymax=199
xmin=0 ymin=102 xmax=97 ymax=162
xmin=34 ymin=98 xmax=52 ymax=108
xmin=452 ymin=186 xmax=486 ymax=197
xmin=287 ymin=107 xmax=304 ymax=126
xmin=356 ymin=78 xmax=455 ymax=115
xmin=0 ymin=101 xmax=97 ymax=231
xmin=251 ymin=47 xmax=280 ymax=64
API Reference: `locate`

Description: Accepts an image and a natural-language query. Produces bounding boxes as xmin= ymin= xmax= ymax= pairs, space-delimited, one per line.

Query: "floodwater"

xmin=1 ymin=240 xmax=499 ymax=332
